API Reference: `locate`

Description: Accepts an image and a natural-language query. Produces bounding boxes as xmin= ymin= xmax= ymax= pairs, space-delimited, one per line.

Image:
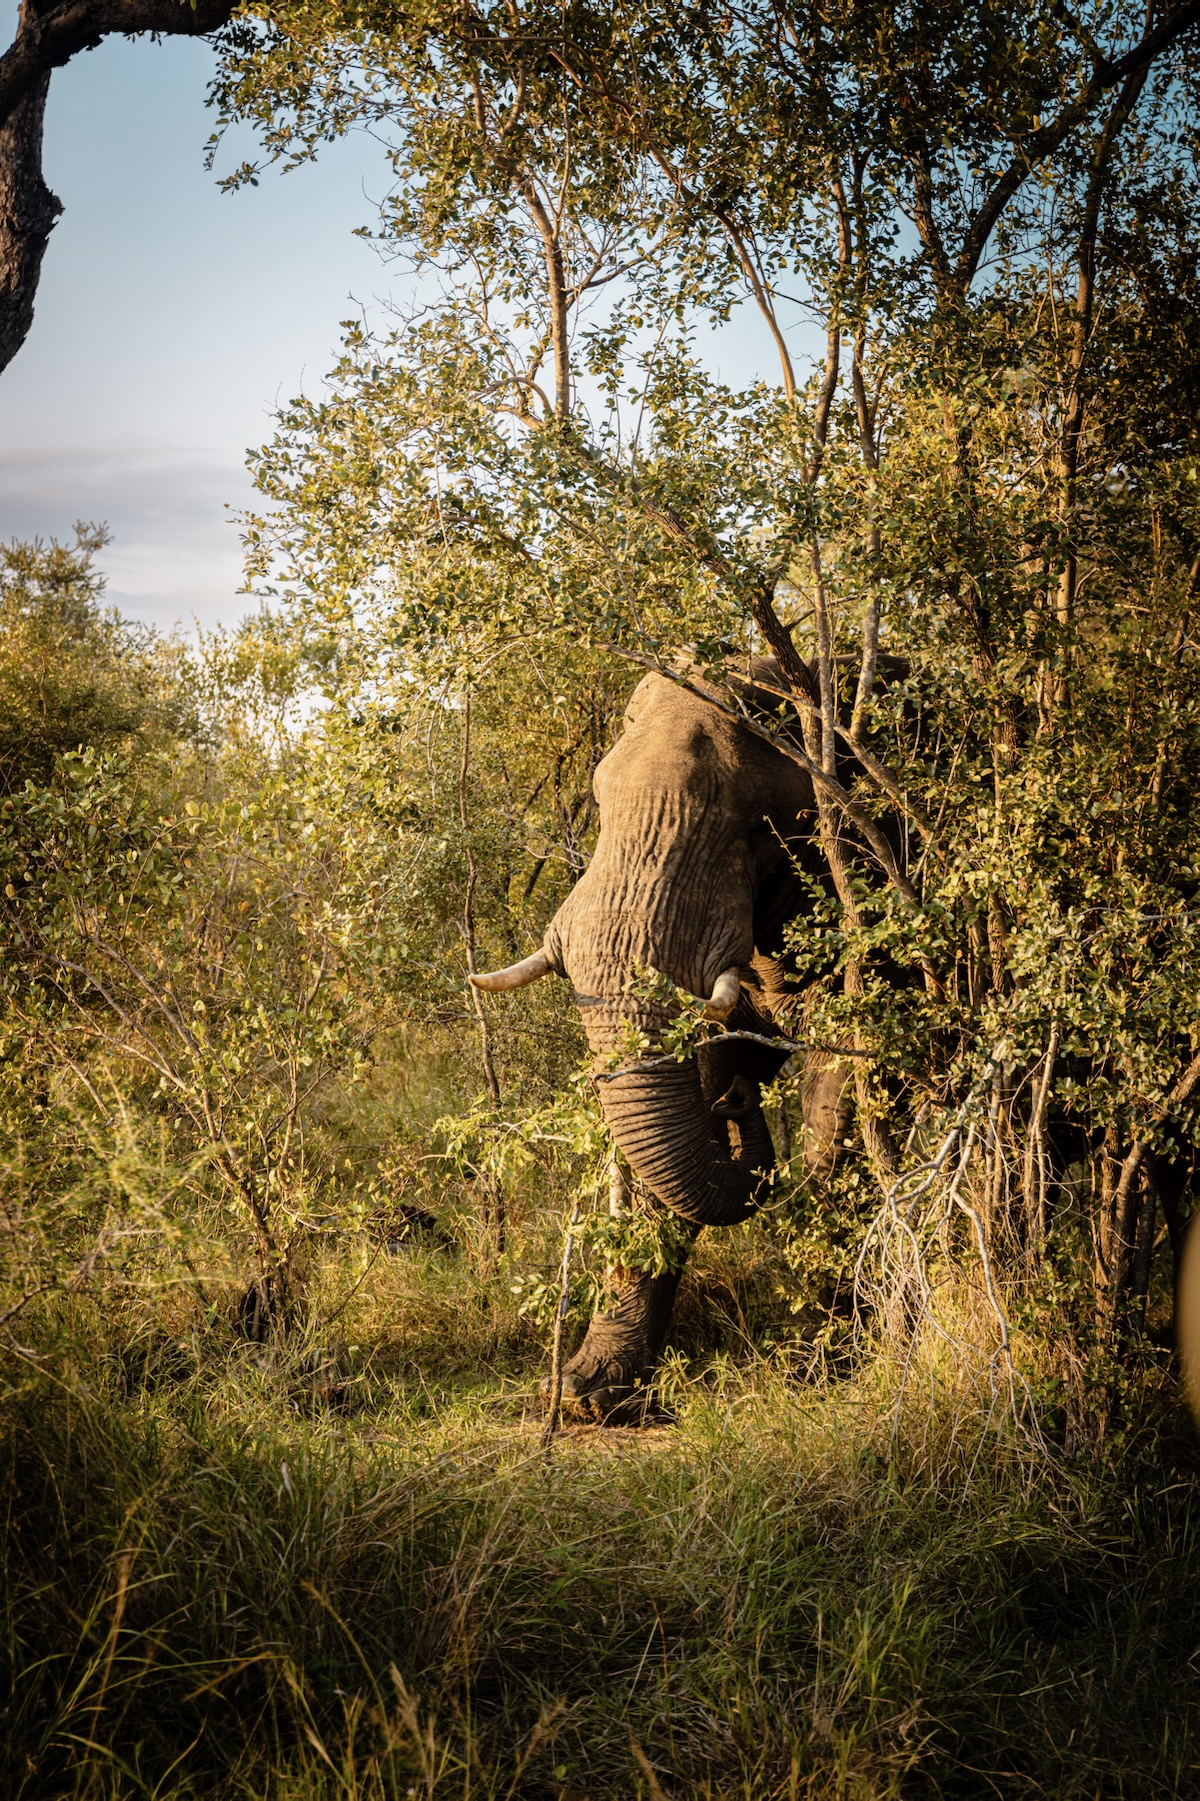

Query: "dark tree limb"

xmin=1104 ymin=1049 xmax=1200 ymax=1333
xmin=0 ymin=0 xmax=236 ymax=374
xmin=1054 ymin=56 xmax=1152 ymax=647
xmin=951 ymin=1 xmax=1200 ymax=300
xmin=0 ymin=70 xmax=58 ymax=373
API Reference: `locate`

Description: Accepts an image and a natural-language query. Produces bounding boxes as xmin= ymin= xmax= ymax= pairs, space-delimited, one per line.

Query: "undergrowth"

xmin=4 ymin=1223 xmax=1199 ymax=1801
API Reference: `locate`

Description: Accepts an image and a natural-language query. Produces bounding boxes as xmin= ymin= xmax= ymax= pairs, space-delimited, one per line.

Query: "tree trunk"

xmin=0 ymin=70 xmax=59 ymax=374
xmin=0 ymin=0 xmax=239 ymax=373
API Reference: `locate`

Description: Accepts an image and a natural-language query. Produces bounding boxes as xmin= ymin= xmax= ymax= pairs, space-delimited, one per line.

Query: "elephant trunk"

xmin=596 ymin=1056 xmax=774 ymax=1228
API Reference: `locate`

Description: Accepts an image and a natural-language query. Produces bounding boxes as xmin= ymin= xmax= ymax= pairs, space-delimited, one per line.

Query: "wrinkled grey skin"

xmin=487 ymin=663 xmax=849 ymax=1420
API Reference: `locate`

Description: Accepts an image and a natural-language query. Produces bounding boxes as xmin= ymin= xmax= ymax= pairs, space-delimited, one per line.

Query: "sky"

xmin=0 ymin=18 xmax=399 ymax=635
xmin=0 ymin=14 xmax=794 ymax=640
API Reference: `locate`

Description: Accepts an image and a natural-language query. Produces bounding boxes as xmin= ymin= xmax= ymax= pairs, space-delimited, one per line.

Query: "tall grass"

xmin=5 ymin=1227 xmax=1200 ymax=1800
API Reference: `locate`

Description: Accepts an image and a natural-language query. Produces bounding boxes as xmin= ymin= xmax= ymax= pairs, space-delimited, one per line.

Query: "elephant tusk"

xmin=468 ymin=949 xmax=554 ymax=992
xmin=704 ymin=966 xmax=742 ymax=1021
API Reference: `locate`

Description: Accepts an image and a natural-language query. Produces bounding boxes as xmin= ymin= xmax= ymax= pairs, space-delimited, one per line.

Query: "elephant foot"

xmin=538 ymin=1340 xmax=669 ymax=1425
xmin=538 ymin=1268 xmax=687 ymax=1424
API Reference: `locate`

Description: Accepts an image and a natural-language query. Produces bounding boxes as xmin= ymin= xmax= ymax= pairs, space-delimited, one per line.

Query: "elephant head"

xmin=472 ymin=662 xmax=817 ymax=1229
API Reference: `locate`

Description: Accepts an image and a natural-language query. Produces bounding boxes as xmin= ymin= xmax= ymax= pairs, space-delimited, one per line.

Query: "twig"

xmin=317 ymin=1239 xmax=386 ymax=1332
xmin=541 ymin=1199 xmax=581 ymax=1448
xmin=459 ymin=691 xmax=502 ymax=1108
xmin=853 ymin=1039 xmax=1043 ymax=1452
xmin=946 ymin=1131 xmax=1022 ymax=1425
xmin=594 ymin=1030 xmax=870 ymax=1081
xmin=459 ymin=689 xmax=505 ymax=1264
xmin=1022 ymin=1023 xmax=1060 ymax=1254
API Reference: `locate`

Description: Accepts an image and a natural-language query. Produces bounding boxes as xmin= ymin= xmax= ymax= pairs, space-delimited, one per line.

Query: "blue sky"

xmin=0 ymin=14 xmax=799 ymax=639
xmin=0 ymin=17 xmax=397 ymax=633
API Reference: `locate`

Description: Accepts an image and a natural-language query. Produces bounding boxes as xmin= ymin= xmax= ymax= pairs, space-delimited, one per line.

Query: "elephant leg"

xmin=547 ymin=1230 xmax=698 ymax=1422
xmin=547 ymin=1069 xmax=778 ymax=1424
xmin=798 ymin=1050 xmax=852 ymax=1180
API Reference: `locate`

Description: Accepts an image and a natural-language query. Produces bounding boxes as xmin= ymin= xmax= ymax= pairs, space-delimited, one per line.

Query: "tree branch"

xmin=0 ymin=0 xmax=235 ymax=125
xmin=953 ymin=2 xmax=1200 ymax=298
xmin=0 ymin=0 xmax=236 ymax=372
xmin=521 ymin=174 xmax=571 ymax=424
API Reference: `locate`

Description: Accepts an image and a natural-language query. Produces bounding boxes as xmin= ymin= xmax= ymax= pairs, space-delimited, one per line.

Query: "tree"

xmin=0 ymin=0 xmax=238 ymax=372
xmin=215 ymin=0 xmax=1200 ymax=1414
xmin=0 ymin=524 xmax=617 ymax=1334
xmin=0 ymin=524 xmax=196 ymax=791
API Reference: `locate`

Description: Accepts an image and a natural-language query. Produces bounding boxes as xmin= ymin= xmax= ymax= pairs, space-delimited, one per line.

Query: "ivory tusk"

xmin=468 ymin=949 xmax=554 ymax=992
xmin=704 ymin=966 xmax=742 ymax=1020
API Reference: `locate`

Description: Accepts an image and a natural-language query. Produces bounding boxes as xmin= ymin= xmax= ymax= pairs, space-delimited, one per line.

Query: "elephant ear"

xmin=751 ymin=852 xmax=821 ymax=963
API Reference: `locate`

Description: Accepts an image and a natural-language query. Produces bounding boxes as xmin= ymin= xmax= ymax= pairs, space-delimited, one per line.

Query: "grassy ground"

xmin=4 ymin=1215 xmax=1200 ymax=1801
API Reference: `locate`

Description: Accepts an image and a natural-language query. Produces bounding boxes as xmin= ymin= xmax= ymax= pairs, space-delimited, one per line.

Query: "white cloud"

xmin=0 ymin=444 xmax=258 ymax=635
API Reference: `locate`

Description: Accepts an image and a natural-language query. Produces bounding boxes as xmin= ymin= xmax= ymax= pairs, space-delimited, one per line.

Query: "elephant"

xmin=471 ymin=658 xmax=851 ymax=1420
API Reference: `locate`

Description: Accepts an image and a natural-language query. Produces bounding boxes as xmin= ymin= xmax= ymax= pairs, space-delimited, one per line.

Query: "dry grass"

xmin=4 ymin=1223 xmax=1200 ymax=1800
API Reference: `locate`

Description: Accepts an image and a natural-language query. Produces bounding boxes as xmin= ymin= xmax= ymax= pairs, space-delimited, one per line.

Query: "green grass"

xmin=4 ymin=1229 xmax=1200 ymax=1801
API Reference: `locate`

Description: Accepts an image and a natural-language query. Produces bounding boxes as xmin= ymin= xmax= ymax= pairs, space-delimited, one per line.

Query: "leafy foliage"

xmin=0 ymin=527 xmax=195 ymax=793
xmin=8 ymin=12 xmax=1200 ymax=1790
xmin=202 ymin=0 xmax=1200 ymax=1407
